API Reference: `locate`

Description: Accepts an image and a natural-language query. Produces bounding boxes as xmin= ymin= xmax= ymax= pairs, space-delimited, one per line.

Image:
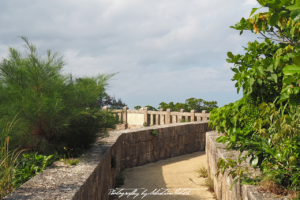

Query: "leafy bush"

xmin=209 ymin=0 xmax=300 ymax=197
xmin=0 ymin=37 xmax=117 ymax=155
xmin=13 ymin=152 xmax=55 ymax=188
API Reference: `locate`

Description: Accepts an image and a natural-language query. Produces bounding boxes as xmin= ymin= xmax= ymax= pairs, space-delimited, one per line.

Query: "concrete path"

xmin=112 ymin=151 xmax=217 ymax=200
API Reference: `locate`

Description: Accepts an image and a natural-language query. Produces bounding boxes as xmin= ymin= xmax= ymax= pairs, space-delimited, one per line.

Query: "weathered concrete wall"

xmin=206 ymin=131 xmax=291 ymax=200
xmin=4 ymin=121 xmax=212 ymax=200
xmin=127 ymin=113 xmax=144 ymax=125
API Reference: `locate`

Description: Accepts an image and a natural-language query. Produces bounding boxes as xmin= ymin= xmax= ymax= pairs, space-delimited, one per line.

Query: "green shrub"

xmin=0 ymin=37 xmax=117 ymax=155
xmin=209 ymin=1 xmax=300 ymax=196
xmin=13 ymin=152 xmax=54 ymax=188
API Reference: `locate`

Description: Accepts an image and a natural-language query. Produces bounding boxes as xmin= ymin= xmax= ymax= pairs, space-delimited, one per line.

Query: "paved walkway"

xmin=113 ymin=151 xmax=216 ymax=200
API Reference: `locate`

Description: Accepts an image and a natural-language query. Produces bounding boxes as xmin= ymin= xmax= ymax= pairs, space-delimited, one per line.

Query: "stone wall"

xmin=4 ymin=121 xmax=211 ymax=200
xmin=206 ymin=131 xmax=291 ymax=200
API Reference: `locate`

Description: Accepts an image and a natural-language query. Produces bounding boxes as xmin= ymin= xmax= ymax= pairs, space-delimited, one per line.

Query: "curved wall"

xmin=4 ymin=121 xmax=212 ymax=200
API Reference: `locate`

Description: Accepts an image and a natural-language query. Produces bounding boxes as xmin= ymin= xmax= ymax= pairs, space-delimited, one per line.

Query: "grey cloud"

xmin=0 ymin=0 xmax=263 ymax=108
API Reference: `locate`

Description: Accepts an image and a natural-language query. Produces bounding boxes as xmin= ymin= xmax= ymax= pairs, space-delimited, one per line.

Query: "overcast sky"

xmin=0 ymin=0 xmax=266 ymax=109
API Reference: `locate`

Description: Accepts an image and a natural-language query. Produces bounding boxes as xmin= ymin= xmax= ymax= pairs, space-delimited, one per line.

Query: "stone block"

xmin=159 ymin=150 xmax=165 ymax=160
xmin=138 ymin=154 xmax=147 ymax=165
xmin=168 ymin=137 xmax=174 ymax=148
xmin=173 ymin=146 xmax=180 ymax=157
xmin=153 ymin=150 xmax=160 ymax=162
xmin=165 ymin=148 xmax=171 ymax=159
xmin=159 ymin=138 xmax=165 ymax=150
xmin=145 ymin=152 xmax=153 ymax=163
xmin=125 ymin=132 xmax=134 ymax=143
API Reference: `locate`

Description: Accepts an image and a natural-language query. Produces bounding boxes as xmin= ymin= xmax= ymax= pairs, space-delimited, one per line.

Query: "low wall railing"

xmin=103 ymin=106 xmax=210 ymax=129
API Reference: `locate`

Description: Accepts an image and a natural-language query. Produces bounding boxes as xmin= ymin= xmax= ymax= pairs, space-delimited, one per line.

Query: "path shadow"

xmin=112 ymin=151 xmax=217 ymax=200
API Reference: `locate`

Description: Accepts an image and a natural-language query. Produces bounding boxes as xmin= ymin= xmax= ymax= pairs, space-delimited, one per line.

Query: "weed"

xmin=205 ymin=176 xmax=215 ymax=193
xmin=195 ymin=165 xmax=208 ymax=178
xmin=115 ymin=171 xmax=126 ymax=188
xmin=150 ymin=130 xmax=158 ymax=138
xmin=62 ymin=147 xmax=80 ymax=166
xmin=143 ymin=122 xmax=148 ymax=127
xmin=67 ymin=159 xmax=79 ymax=166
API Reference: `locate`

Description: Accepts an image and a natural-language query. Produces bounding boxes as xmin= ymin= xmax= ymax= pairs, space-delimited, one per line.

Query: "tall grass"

xmin=0 ymin=116 xmax=26 ymax=199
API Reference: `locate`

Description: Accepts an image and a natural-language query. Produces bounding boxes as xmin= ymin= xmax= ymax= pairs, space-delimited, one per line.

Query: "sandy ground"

xmin=110 ymin=151 xmax=217 ymax=200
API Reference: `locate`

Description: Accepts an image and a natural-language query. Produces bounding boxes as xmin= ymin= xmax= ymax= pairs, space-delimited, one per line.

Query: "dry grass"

xmin=257 ymin=178 xmax=299 ymax=198
xmin=205 ymin=176 xmax=215 ymax=193
xmin=195 ymin=165 xmax=208 ymax=178
xmin=0 ymin=137 xmax=26 ymax=199
xmin=193 ymin=165 xmax=215 ymax=192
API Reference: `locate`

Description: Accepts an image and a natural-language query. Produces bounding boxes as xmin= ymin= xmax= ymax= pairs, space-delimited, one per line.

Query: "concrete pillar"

xmin=202 ymin=110 xmax=208 ymax=120
xmin=197 ymin=116 xmax=201 ymax=121
xmin=172 ymin=115 xmax=177 ymax=123
xmin=144 ymin=107 xmax=149 ymax=125
xmin=150 ymin=114 xmax=154 ymax=125
xmin=156 ymin=114 xmax=160 ymax=125
xmin=166 ymin=109 xmax=172 ymax=124
xmin=179 ymin=109 xmax=184 ymax=122
xmin=123 ymin=106 xmax=128 ymax=124
xmin=123 ymin=106 xmax=128 ymax=129
xmin=191 ymin=110 xmax=195 ymax=122
xmin=160 ymin=109 xmax=165 ymax=125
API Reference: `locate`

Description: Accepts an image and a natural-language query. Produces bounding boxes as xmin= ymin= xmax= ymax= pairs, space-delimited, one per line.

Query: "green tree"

xmin=145 ymin=105 xmax=157 ymax=111
xmin=0 ymin=37 xmax=117 ymax=155
xmin=202 ymin=100 xmax=218 ymax=113
xmin=157 ymin=98 xmax=216 ymax=112
xmin=209 ymin=0 xmax=300 ymax=194
xmin=134 ymin=105 xmax=142 ymax=110
xmin=185 ymin=98 xmax=203 ymax=112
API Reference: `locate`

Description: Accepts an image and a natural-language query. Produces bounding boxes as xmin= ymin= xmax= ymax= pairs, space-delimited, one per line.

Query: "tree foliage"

xmin=97 ymin=92 xmax=127 ymax=109
xmin=0 ymin=37 xmax=117 ymax=155
xmin=134 ymin=105 xmax=142 ymax=110
xmin=209 ymin=0 xmax=300 ymax=194
xmin=157 ymin=98 xmax=218 ymax=112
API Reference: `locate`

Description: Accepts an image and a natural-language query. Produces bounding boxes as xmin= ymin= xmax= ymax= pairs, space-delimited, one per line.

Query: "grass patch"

xmin=195 ymin=165 xmax=208 ymax=178
xmin=192 ymin=165 xmax=215 ymax=193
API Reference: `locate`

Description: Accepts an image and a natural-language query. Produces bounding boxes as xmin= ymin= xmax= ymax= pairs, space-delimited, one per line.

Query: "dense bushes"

xmin=210 ymin=0 xmax=300 ymax=197
xmin=0 ymin=37 xmax=119 ymax=197
xmin=0 ymin=37 xmax=117 ymax=155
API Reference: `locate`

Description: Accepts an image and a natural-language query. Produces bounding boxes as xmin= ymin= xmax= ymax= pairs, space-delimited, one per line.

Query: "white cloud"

xmin=0 ymin=0 xmax=263 ymax=108
xmin=244 ymin=0 xmax=259 ymax=5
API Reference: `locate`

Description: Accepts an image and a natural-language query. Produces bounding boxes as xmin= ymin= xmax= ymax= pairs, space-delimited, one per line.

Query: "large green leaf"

xmin=249 ymin=77 xmax=255 ymax=86
xmin=250 ymin=7 xmax=262 ymax=17
xmin=283 ymin=65 xmax=300 ymax=75
xmin=227 ymin=52 xmax=234 ymax=59
xmin=283 ymin=75 xmax=293 ymax=84
xmin=251 ymin=157 xmax=259 ymax=168
xmin=293 ymin=56 xmax=300 ymax=67
xmin=291 ymin=10 xmax=300 ymax=22
xmin=285 ymin=5 xmax=300 ymax=10
xmin=269 ymin=13 xmax=279 ymax=26
xmin=231 ymin=68 xmax=239 ymax=73
xmin=271 ymin=73 xmax=277 ymax=83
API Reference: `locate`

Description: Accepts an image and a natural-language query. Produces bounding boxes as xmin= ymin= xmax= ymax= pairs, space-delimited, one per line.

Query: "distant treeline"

xmin=134 ymin=98 xmax=218 ymax=113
